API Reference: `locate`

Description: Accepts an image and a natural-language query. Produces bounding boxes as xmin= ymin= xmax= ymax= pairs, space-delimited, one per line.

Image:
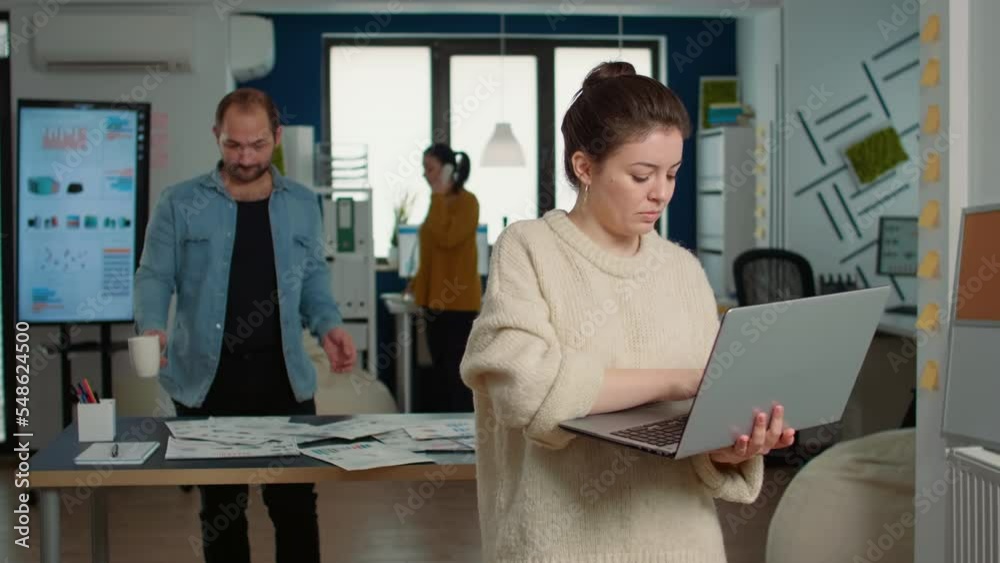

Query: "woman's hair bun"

xmin=582 ymin=61 xmax=637 ymax=90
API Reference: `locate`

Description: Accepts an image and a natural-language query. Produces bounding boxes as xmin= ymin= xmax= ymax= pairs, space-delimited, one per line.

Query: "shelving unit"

xmin=312 ymin=142 xmax=377 ymax=377
xmin=695 ymin=126 xmax=756 ymax=298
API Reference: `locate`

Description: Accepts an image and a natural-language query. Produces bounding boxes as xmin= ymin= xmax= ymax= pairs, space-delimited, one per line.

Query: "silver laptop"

xmin=559 ymin=286 xmax=891 ymax=459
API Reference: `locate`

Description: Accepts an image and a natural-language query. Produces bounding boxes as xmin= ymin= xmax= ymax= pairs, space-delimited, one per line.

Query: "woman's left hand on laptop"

xmin=708 ymin=404 xmax=796 ymax=465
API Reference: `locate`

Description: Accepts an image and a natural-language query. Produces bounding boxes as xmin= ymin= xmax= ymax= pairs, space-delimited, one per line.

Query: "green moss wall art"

xmin=844 ymin=126 xmax=909 ymax=185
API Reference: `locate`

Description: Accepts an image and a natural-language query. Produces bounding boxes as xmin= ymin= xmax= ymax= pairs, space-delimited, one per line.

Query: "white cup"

xmin=128 ymin=335 xmax=161 ymax=378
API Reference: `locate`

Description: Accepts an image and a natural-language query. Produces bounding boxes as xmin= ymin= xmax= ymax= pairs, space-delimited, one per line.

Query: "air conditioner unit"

xmin=31 ymin=13 xmax=195 ymax=72
xmin=230 ymin=15 xmax=275 ymax=82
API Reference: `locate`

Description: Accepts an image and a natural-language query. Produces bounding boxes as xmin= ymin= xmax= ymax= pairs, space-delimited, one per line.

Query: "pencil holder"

xmin=77 ymin=399 xmax=116 ymax=442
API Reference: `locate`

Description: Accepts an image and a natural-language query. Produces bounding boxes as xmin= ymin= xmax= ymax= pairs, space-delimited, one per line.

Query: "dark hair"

xmin=561 ymin=61 xmax=692 ymax=189
xmin=424 ymin=143 xmax=471 ymax=193
xmin=215 ymin=87 xmax=281 ymax=136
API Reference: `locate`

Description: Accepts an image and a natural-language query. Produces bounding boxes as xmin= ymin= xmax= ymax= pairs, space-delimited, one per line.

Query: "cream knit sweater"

xmin=460 ymin=210 xmax=764 ymax=563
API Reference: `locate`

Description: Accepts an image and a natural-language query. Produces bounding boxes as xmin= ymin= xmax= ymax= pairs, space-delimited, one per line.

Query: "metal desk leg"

xmin=92 ymin=488 xmax=109 ymax=563
xmin=40 ymin=489 xmax=60 ymax=563
xmin=395 ymin=311 xmax=414 ymax=413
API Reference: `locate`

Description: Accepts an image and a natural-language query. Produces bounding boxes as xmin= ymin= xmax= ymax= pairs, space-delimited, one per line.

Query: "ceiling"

xmin=0 ymin=0 xmax=780 ymax=17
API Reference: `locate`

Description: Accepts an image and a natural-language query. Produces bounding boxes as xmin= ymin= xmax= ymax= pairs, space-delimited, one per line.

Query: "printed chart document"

xmin=209 ymin=416 xmax=291 ymax=427
xmin=301 ymin=442 xmax=434 ymax=471
xmin=375 ymin=429 xmax=474 ymax=452
xmin=404 ymin=419 xmax=475 ymax=440
xmin=165 ymin=420 xmax=273 ymax=445
xmin=165 ymin=437 xmax=300 ymax=460
xmin=310 ymin=418 xmax=406 ymax=440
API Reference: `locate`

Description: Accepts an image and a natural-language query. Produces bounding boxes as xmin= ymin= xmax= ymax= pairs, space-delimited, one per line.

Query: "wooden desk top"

xmin=30 ymin=413 xmax=477 ymax=488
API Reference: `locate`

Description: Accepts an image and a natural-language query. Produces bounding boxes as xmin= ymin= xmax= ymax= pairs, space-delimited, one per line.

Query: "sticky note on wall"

xmin=921 ymin=15 xmax=941 ymax=43
xmin=919 ymin=360 xmax=940 ymax=390
xmin=919 ymin=200 xmax=941 ymax=228
xmin=921 ymin=58 xmax=941 ymax=87
xmin=916 ymin=303 xmax=941 ymax=332
xmin=923 ymin=105 xmax=940 ymax=134
xmin=918 ymin=251 xmax=940 ymax=279
xmin=924 ymin=152 xmax=941 ymax=183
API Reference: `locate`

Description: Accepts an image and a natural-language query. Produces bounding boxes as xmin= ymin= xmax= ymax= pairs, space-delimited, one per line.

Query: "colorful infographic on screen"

xmin=17 ymin=102 xmax=148 ymax=323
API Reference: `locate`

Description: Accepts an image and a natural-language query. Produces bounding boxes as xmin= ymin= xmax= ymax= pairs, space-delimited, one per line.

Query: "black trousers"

xmin=174 ymin=350 xmax=319 ymax=563
xmin=423 ymin=309 xmax=477 ymax=413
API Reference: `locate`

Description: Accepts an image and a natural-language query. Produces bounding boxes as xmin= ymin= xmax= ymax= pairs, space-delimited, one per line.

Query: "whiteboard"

xmin=941 ymin=204 xmax=1000 ymax=451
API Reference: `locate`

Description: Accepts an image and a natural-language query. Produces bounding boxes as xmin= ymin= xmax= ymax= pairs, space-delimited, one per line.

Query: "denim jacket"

xmin=134 ymin=164 xmax=343 ymax=408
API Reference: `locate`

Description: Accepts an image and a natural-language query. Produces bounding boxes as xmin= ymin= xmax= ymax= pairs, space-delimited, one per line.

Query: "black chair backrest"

xmin=733 ymin=249 xmax=816 ymax=306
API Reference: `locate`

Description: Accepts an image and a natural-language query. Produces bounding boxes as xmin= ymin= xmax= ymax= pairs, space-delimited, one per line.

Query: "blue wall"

xmin=240 ymin=13 xmax=738 ymax=392
xmin=241 ymin=12 xmax=738 ymax=250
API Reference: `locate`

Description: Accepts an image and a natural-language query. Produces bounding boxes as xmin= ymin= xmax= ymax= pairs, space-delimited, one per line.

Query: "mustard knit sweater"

xmin=460 ymin=210 xmax=763 ymax=563
xmin=411 ymin=190 xmax=482 ymax=312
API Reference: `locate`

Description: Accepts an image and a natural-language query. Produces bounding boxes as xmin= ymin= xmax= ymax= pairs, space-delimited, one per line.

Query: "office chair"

xmin=733 ymin=248 xmax=816 ymax=306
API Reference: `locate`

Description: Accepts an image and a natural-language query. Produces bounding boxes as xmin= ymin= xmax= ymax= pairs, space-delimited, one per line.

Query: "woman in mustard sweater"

xmin=410 ymin=143 xmax=481 ymax=412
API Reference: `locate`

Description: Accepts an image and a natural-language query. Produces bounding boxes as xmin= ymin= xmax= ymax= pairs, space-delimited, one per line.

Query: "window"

xmin=326 ymin=37 xmax=660 ymax=257
xmin=553 ymin=48 xmax=654 ymax=211
xmin=0 ymin=20 xmax=8 ymax=58
xmin=328 ymin=46 xmax=432 ymax=259
xmin=449 ymin=55 xmax=538 ymax=243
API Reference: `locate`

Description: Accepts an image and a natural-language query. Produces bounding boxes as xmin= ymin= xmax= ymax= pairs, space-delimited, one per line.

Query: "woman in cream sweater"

xmin=460 ymin=62 xmax=796 ymax=563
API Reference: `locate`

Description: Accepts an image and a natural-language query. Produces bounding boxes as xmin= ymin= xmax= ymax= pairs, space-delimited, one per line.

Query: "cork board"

xmin=955 ymin=208 xmax=1000 ymax=322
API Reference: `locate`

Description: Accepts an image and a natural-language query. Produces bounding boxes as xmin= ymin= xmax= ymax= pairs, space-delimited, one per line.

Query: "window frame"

xmin=321 ymin=35 xmax=662 ymax=221
xmin=1 ymin=10 xmax=16 ymax=451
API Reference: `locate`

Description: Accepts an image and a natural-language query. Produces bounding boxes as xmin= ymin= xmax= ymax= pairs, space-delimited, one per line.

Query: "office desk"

xmin=839 ymin=311 xmax=918 ymax=442
xmin=30 ymin=413 xmax=476 ymax=563
xmin=878 ymin=311 xmax=918 ymax=339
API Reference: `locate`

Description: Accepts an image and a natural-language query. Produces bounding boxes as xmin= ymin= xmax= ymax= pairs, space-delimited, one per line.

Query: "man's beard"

xmin=224 ymin=162 xmax=269 ymax=184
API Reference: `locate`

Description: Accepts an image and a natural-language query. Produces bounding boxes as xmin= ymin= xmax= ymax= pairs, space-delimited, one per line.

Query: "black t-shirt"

xmin=221 ymin=198 xmax=283 ymax=356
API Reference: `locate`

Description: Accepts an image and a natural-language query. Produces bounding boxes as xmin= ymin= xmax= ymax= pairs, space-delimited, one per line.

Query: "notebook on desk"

xmin=74 ymin=442 xmax=160 ymax=466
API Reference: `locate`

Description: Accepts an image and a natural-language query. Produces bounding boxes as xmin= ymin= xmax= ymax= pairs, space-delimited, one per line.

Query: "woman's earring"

xmin=583 ymin=184 xmax=590 ymax=205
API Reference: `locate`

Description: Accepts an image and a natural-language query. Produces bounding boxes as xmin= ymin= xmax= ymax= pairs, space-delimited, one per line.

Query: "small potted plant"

xmin=388 ymin=190 xmax=417 ymax=267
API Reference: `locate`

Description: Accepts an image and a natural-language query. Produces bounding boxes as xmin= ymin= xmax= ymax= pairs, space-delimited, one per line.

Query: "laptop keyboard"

xmin=611 ymin=415 xmax=689 ymax=447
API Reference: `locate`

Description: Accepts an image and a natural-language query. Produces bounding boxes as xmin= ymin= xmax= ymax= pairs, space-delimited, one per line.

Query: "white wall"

xmin=967 ymin=0 xmax=1000 ymax=208
xmin=736 ymin=8 xmax=781 ymax=247
xmin=782 ymin=0 xmax=920 ymax=303
xmin=10 ymin=5 xmax=232 ymax=446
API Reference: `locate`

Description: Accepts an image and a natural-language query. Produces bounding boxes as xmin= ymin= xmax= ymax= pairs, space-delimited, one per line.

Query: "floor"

xmin=0 ymin=457 xmax=797 ymax=563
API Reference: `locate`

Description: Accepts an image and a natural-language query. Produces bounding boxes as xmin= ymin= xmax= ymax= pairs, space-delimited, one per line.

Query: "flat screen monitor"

xmin=16 ymin=99 xmax=150 ymax=323
xmin=397 ymin=224 xmax=489 ymax=278
xmin=876 ymin=216 xmax=918 ymax=277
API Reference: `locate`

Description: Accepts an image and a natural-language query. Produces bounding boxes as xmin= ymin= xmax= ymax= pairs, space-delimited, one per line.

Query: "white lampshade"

xmin=481 ymin=122 xmax=525 ymax=167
